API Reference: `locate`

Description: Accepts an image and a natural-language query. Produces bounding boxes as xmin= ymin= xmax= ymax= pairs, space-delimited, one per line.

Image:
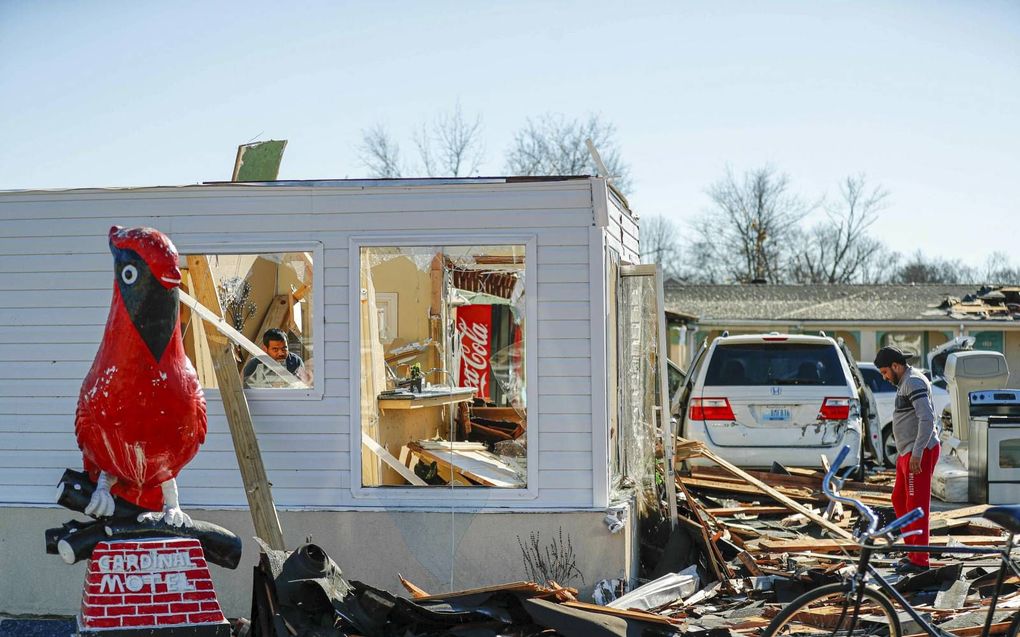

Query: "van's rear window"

xmin=704 ymin=343 xmax=844 ymax=386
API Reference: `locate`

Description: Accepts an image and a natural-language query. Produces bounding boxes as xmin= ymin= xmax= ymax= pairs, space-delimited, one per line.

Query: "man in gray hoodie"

xmin=875 ymin=346 xmax=940 ymax=573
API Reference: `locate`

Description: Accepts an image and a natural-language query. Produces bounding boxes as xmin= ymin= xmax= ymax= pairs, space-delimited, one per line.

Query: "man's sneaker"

xmin=895 ymin=560 xmax=928 ymax=575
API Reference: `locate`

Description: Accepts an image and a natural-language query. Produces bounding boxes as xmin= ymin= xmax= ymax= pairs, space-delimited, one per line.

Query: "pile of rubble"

xmin=243 ymin=442 xmax=1018 ymax=637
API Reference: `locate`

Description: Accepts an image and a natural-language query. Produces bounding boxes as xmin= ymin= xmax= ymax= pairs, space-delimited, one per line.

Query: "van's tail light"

xmin=690 ymin=398 xmax=735 ymax=421
xmin=819 ymin=397 xmax=851 ymax=420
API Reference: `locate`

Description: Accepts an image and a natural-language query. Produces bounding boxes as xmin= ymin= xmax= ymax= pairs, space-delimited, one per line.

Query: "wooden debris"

xmin=398 ymin=574 xmax=430 ymax=598
xmin=561 ymin=600 xmax=682 ymax=626
xmin=681 ymin=440 xmax=856 ymax=540
xmin=756 ymin=535 xmax=1006 ymax=553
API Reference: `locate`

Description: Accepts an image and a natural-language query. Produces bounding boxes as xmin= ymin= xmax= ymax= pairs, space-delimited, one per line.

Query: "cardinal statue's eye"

xmin=121 ymin=264 xmax=138 ymax=285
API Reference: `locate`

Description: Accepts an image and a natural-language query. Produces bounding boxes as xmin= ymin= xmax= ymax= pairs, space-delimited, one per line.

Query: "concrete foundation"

xmin=1 ymin=506 xmax=634 ymax=618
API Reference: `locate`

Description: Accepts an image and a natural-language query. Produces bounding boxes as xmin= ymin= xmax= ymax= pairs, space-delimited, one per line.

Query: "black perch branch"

xmin=50 ymin=468 xmax=242 ymax=569
xmin=45 ymin=519 xmax=100 ymax=554
xmin=56 ymin=468 xmax=148 ymax=518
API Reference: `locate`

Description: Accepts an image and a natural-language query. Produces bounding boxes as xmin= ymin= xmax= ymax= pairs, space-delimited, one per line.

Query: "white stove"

xmin=968 ymin=389 xmax=1020 ymax=504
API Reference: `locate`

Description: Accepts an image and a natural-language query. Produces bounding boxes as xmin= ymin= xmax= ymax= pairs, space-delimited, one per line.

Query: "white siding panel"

xmin=537 ymin=283 xmax=589 ymax=302
xmin=0 ymin=210 xmax=595 ymax=237
xmin=0 ymin=184 xmax=593 ymax=218
xmin=0 ymin=181 xmax=605 ymax=511
xmin=537 ymin=320 xmax=590 ymax=340
xmin=539 ymin=432 xmax=591 ymax=452
xmin=533 ymin=471 xmax=592 ymax=489
xmin=537 ymin=246 xmax=588 ymax=264
xmin=536 ymin=301 xmax=589 ymax=321
xmin=537 ymin=358 xmax=591 ymax=377
xmin=536 ymin=265 xmax=588 ymax=284
xmin=539 ymin=395 xmax=592 ymax=414
xmin=536 ymin=339 xmax=590 ymax=358
xmin=537 ymin=377 xmax=591 ymax=395
xmin=539 ymin=452 xmax=592 ymax=471
xmin=0 ymin=325 xmax=104 ymax=344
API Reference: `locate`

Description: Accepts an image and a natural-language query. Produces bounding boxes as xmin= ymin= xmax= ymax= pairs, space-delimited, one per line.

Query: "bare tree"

xmin=893 ymin=251 xmax=975 ymax=284
xmin=639 ymin=215 xmax=685 ymax=280
xmin=790 ymin=175 xmax=889 ymax=284
xmin=982 ymin=251 xmax=1020 ymax=284
xmin=358 ymin=124 xmax=403 ymax=178
xmin=414 ymin=103 xmax=485 ymax=177
xmin=505 ymin=113 xmax=631 ymax=193
xmin=694 ymin=165 xmax=812 ymax=283
xmin=683 ymin=230 xmax=727 ymax=283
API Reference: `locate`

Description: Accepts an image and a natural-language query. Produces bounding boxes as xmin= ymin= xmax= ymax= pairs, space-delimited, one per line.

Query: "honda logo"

xmin=771 ymin=386 xmax=782 ymax=395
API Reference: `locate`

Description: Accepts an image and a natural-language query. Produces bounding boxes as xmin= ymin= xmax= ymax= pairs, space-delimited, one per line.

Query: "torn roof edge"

xmin=0 ymin=175 xmax=599 ymax=195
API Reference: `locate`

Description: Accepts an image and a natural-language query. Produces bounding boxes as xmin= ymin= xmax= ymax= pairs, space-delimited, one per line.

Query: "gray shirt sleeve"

xmin=906 ymin=376 xmax=936 ymax=457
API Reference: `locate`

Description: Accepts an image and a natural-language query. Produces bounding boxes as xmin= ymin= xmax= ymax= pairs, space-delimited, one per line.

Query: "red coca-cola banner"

xmin=457 ymin=305 xmax=492 ymax=400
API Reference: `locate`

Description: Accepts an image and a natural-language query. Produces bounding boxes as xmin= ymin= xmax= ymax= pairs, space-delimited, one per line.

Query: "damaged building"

xmin=663 ymin=283 xmax=1020 ymax=379
xmin=0 ymin=177 xmax=676 ymax=618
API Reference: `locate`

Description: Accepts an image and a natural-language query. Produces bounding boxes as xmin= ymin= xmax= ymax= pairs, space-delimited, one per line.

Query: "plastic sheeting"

xmin=612 ymin=272 xmax=659 ymax=504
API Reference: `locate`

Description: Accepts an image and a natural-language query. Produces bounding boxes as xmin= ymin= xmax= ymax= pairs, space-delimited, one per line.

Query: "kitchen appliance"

xmin=945 ymin=351 xmax=1009 ymax=442
xmin=968 ymin=389 xmax=1020 ymax=504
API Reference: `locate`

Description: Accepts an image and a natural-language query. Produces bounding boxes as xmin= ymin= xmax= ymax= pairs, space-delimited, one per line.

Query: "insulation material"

xmin=613 ymin=273 xmax=659 ymax=503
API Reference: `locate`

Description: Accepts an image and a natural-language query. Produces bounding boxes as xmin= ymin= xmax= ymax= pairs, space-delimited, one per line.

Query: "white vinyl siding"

xmin=604 ymin=187 xmax=640 ymax=264
xmin=0 ymin=179 xmax=609 ymax=510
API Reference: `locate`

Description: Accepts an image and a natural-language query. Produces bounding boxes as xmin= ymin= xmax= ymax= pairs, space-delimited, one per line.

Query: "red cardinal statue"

xmin=75 ymin=226 xmax=207 ymax=527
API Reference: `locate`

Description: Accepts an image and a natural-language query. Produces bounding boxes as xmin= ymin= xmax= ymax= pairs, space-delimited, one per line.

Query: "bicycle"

xmin=763 ymin=445 xmax=1020 ymax=637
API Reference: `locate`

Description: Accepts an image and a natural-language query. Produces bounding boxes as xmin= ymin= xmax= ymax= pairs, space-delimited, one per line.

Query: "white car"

xmin=677 ymin=333 xmax=863 ymax=469
xmin=858 ymin=362 xmax=950 ymax=467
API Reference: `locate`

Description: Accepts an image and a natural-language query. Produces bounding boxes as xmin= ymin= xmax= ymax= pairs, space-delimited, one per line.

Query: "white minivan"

xmin=677 ymin=333 xmax=864 ymax=469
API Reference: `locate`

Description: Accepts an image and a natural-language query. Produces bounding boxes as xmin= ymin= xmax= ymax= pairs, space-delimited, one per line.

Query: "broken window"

xmin=358 ymin=245 xmax=527 ymax=489
xmin=180 ymin=252 xmax=315 ymax=391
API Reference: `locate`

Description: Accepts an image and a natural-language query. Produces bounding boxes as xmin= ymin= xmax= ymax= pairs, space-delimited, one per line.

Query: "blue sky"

xmin=2 ymin=1 xmax=1017 ymax=266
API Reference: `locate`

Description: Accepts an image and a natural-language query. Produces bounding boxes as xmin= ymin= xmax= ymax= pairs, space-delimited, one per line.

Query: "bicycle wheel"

xmin=764 ymin=582 xmax=901 ymax=637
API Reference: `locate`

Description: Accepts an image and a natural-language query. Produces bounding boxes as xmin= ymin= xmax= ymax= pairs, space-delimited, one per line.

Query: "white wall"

xmin=0 ymin=179 xmax=609 ymax=510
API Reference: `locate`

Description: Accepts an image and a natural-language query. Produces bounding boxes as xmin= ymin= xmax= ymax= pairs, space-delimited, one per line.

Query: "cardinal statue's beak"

xmin=159 ymin=270 xmax=183 ymax=289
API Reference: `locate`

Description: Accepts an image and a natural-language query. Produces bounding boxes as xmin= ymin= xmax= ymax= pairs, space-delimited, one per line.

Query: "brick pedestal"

xmin=78 ymin=537 xmax=230 ymax=637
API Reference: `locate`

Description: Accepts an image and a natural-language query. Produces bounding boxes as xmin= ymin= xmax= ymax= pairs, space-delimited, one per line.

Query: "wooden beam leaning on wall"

xmin=185 ymin=255 xmax=287 ymax=550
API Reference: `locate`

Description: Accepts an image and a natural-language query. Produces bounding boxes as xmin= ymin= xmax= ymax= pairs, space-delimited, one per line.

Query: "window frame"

xmin=175 ymin=239 xmax=325 ymax=401
xmin=349 ymin=233 xmax=539 ymax=502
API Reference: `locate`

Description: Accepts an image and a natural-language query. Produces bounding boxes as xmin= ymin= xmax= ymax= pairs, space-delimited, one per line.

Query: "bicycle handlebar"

xmin=876 ymin=507 xmax=924 ymax=537
xmin=823 ymin=446 xmax=878 ymax=535
xmin=822 ymin=445 xmax=924 ymax=541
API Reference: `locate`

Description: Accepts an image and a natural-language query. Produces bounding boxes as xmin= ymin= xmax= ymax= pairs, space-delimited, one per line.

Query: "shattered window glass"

xmin=181 ymin=253 xmax=314 ymax=391
xmin=359 ymin=245 xmax=527 ymax=489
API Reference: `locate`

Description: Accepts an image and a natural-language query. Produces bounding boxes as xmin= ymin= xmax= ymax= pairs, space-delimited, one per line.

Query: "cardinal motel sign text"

xmin=80 ymin=537 xmax=228 ymax=635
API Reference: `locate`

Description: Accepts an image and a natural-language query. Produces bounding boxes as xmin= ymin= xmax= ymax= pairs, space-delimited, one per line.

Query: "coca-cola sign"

xmin=457 ymin=305 xmax=492 ymax=400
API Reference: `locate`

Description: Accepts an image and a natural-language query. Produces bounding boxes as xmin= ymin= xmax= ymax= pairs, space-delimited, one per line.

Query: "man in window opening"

xmin=243 ymin=328 xmax=311 ymax=388
xmin=874 ymin=345 xmax=939 ymax=574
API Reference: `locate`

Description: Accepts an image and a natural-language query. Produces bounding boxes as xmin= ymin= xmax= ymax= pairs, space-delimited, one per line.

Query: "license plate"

xmin=763 ymin=408 xmax=791 ymax=421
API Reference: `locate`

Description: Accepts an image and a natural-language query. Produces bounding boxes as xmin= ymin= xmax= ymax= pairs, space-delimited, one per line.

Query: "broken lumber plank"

xmin=678 ymin=477 xmax=817 ymax=501
xmin=186 ymin=256 xmax=285 ymax=550
xmin=561 ymin=601 xmax=680 ymax=626
xmin=904 ymin=622 xmax=1014 ymax=637
xmin=409 ymin=441 xmax=523 ymax=488
xmin=931 ymin=504 xmax=991 ymax=521
xmin=685 ymin=443 xmax=856 ymax=540
xmin=676 ymin=479 xmax=730 ymax=584
xmin=695 ymin=465 xmax=895 ymax=494
xmin=398 ymin=574 xmax=430 ymax=598
xmin=756 ymin=535 xmax=1006 ymax=553
xmin=705 ymin=506 xmax=789 ymax=516
xmin=736 ymin=551 xmax=764 ymax=576
xmin=362 ymin=434 xmax=427 ymax=486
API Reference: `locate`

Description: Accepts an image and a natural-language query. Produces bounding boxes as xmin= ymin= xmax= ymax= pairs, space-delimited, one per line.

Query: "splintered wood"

xmin=654 ymin=438 xmax=1018 ymax=635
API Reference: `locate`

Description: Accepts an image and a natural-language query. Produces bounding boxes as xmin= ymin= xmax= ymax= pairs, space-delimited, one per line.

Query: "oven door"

xmin=987 ymin=424 xmax=1020 ymax=482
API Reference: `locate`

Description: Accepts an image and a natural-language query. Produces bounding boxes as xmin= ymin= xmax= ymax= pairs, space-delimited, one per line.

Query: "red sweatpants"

xmin=892 ymin=443 xmax=940 ymax=567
